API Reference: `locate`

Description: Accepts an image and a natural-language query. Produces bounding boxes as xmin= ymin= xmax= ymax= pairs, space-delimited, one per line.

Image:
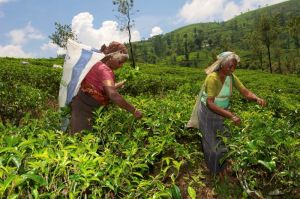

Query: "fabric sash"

xmin=80 ymin=80 xmax=109 ymax=106
xmin=201 ymin=75 xmax=232 ymax=108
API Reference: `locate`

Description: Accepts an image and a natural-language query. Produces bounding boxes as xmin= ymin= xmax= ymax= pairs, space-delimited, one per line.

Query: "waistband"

xmin=80 ymin=81 xmax=109 ymax=106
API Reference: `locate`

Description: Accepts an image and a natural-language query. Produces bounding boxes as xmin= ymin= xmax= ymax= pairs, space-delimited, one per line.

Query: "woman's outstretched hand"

xmin=256 ymin=98 xmax=266 ymax=107
xmin=231 ymin=115 xmax=241 ymax=126
xmin=133 ymin=109 xmax=143 ymax=119
xmin=115 ymin=80 xmax=126 ymax=89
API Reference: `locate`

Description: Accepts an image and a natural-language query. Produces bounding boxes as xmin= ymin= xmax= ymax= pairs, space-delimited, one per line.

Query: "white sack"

xmin=58 ymin=39 xmax=105 ymax=108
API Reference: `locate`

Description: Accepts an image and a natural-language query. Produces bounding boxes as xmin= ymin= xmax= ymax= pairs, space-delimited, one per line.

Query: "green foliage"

xmin=222 ymin=70 xmax=300 ymax=196
xmin=132 ymin=0 xmax=300 ymax=73
xmin=0 ymin=57 xmax=62 ymax=124
xmin=0 ymin=57 xmax=62 ymax=96
xmin=170 ymin=184 xmax=181 ymax=199
xmin=113 ymin=0 xmax=134 ymax=16
xmin=0 ymin=92 xmax=192 ymax=198
xmin=113 ymin=0 xmax=137 ymax=68
xmin=225 ymin=107 xmax=299 ymax=196
xmin=116 ymin=63 xmax=204 ymax=96
xmin=187 ymin=186 xmax=196 ymax=199
xmin=287 ymin=15 xmax=300 ymax=48
xmin=49 ymin=22 xmax=76 ymax=49
xmin=0 ymin=82 xmax=47 ymax=125
xmin=0 ymin=57 xmax=299 ymax=198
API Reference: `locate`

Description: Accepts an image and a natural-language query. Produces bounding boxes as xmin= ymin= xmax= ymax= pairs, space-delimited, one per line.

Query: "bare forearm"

xmin=207 ymin=102 xmax=234 ymax=119
xmin=207 ymin=98 xmax=241 ymax=125
xmin=103 ymin=82 xmax=142 ymax=119
xmin=109 ymin=92 xmax=136 ymax=113
xmin=115 ymin=80 xmax=126 ymax=89
xmin=239 ymin=88 xmax=267 ymax=107
xmin=246 ymin=92 xmax=259 ymax=101
xmin=241 ymin=88 xmax=259 ymax=101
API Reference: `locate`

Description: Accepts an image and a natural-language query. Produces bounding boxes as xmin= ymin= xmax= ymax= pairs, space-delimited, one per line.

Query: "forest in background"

xmin=129 ymin=0 xmax=300 ymax=74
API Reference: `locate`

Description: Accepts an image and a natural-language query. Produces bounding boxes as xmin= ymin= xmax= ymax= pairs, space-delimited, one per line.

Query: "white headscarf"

xmin=205 ymin=51 xmax=240 ymax=74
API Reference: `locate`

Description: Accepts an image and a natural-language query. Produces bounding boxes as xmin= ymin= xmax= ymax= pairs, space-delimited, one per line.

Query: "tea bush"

xmin=0 ymin=58 xmax=299 ymax=198
xmin=0 ymin=59 xmax=61 ymax=96
xmin=0 ymin=82 xmax=47 ymax=125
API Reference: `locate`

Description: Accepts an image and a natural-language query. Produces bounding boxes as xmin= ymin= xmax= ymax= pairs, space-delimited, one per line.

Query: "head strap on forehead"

xmin=105 ymin=50 xmax=129 ymax=61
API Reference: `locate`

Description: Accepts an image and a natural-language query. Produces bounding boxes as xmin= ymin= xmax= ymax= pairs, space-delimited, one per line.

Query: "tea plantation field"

xmin=0 ymin=58 xmax=299 ymax=198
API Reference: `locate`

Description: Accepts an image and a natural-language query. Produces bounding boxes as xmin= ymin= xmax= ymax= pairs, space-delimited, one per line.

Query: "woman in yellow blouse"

xmin=189 ymin=52 xmax=266 ymax=176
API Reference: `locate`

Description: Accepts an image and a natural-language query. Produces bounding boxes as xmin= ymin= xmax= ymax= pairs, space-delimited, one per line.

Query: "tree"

xmin=257 ymin=14 xmax=279 ymax=73
xmin=152 ymin=35 xmax=166 ymax=58
xmin=288 ymin=15 xmax=300 ymax=48
xmin=165 ymin=34 xmax=173 ymax=56
xmin=175 ymin=34 xmax=184 ymax=55
xmin=245 ymin=31 xmax=264 ymax=70
xmin=274 ymin=46 xmax=282 ymax=73
xmin=183 ymin=33 xmax=189 ymax=62
xmin=113 ymin=0 xmax=138 ymax=68
xmin=220 ymin=36 xmax=231 ymax=51
xmin=49 ymin=22 xmax=76 ymax=49
xmin=193 ymin=28 xmax=203 ymax=51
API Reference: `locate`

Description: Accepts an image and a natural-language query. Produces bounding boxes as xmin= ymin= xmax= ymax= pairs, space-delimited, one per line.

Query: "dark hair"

xmin=100 ymin=44 xmax=107 ymax=53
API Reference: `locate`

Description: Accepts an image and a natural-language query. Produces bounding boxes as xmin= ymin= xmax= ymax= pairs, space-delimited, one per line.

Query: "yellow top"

xmin=203 ymin=72 xmax=245 ymax=97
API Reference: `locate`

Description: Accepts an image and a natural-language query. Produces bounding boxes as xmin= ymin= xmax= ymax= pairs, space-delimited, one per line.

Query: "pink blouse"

xmin=82 ymin=61 xmax=115 ymax=94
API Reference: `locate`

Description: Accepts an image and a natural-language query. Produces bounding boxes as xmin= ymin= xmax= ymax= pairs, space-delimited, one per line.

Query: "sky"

xmin=0 ymin=0 xmax=287 ymax=58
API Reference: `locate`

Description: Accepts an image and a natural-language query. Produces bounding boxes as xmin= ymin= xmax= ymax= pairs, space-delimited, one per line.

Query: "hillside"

xmin=131 ymin=0 xmax=300 ymax=73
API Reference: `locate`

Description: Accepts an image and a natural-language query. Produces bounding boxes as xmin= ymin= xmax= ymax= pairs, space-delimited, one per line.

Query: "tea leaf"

xmin=170 ymin=184 xmax=181 ymax=199
xmin=188 ymin=186 xmax=196 ymax=199
xmin=257 ymin=160 xmax=276 ymax=172
xmin=22 ymin=173 xmax=47 ymax=186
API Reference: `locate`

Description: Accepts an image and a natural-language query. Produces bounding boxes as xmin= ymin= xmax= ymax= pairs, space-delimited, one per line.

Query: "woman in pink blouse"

xmin=70 ymin=41 xmax=143 ymax=134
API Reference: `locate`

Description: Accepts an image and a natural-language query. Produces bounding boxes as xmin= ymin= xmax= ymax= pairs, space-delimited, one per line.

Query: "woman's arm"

xmin=115 ymin=80 xmax=126 ymax=89
xmin=103 ymin=80 xmax=142 ymax=119
xmin=239 ymin=87 xmax=266 ymax=107
xmin=207 ymin=97 xmax=241 ymax=125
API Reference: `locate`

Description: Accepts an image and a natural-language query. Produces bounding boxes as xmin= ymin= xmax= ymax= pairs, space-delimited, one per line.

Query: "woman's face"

xmin=221 ymin=59 xmax=237 ymax=75
xmin=107 ymin=57 xmax=126 ymax=70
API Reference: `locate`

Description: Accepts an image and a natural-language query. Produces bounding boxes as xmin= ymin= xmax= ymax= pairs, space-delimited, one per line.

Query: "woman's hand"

xmin=133 ymin=109 xmax=143 ymax=119
xmin=256 ymin=98 xmax=266 ymax=107
xmin=115 ymin=80 xmax=126 ymax=89
xmin=240 ymin=88 xmax=266 ymax=107
xmin=231 ymin=115 xmax=241 ymax=126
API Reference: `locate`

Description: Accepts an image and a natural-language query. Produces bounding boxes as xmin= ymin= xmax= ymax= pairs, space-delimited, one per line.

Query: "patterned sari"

xmin=198 ymin=102 xmax=230 ymax=174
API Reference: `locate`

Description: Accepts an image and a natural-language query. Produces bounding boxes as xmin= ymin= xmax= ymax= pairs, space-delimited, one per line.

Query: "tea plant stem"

xmin=236 ymin=171 xmax=264 ymax=198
